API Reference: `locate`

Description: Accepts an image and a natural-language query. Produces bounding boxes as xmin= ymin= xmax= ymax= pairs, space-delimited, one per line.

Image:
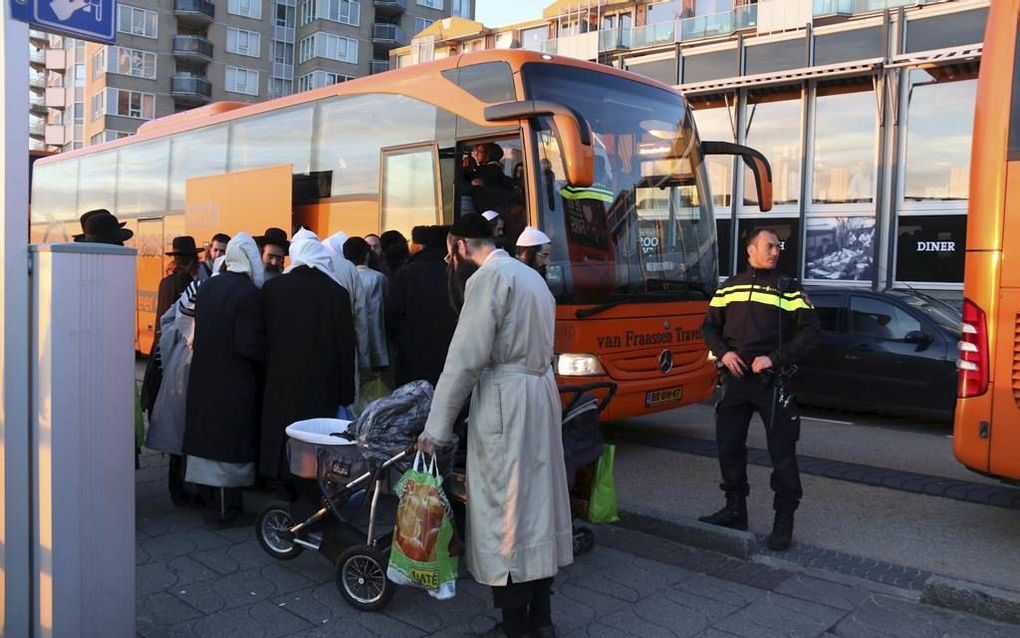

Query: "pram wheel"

xmin=335 ymin=544 xmax=394 ymax=612
xmin=256 ymin=501 xmax=304 ymax=560
xmin=572 ymin=526 xmax=595 ymax=556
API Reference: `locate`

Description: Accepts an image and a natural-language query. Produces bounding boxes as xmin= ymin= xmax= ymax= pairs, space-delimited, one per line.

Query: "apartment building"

xmin=30 ymin=0 xmax=473 ymax=151
xmin=391 ymin=0 xmax=988 ymax=294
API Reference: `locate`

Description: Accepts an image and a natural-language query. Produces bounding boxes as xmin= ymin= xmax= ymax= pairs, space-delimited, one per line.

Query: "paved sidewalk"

xmin=135 ymin=450 xmax=1018 ymax=637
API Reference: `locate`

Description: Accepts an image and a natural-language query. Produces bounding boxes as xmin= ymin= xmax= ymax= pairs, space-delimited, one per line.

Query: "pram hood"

xmin=353 ymin=380 xmax=434 ymax=463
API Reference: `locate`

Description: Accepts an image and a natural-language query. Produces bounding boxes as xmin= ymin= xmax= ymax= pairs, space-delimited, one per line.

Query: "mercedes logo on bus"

xmin=658 ymin=349 xmax=674 ymax=374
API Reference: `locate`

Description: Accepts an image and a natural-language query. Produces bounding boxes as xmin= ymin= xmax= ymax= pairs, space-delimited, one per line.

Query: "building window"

xmin=228 ymin=0 xmax=263 ymax=19
xmin=226 ymin=66 xmax=260 ymax=96
xmin=743 ymin=89 xmax=801 ymax=208
xmin=276 ymin=2 xmax=295 ymax=27
xmin=300 ymin=0 xmax=360 ymax=26
xmin=417 ymin=0 xmax=443 ymax=9
xmin=902 ymin=69 xmax=978 ymax=203
xmin=117 ymin=5 xmax=157 ymax=38
xmin=692 ymin=99 xmax=735 ymax=276
xmin=74 ymin=63 xmax=85 ymax=82
xmin=73 ymin=102 xmax=84 ymax=124
xmin=107 ymin=130 xmax=131 ymax=142
xmin=111 ymin=47 xmax=157 ymax=79
xmin=521 ymin=26 xmax=547 ymax=50
xmin=91 ymin=48 xmax=106 ymax=79
xmin=269 ymin=78 xmax=293 ymax=98
xmin=90 ymin=90 xmax=105 ymax=121
xmin=299 ymin=33 xmax=358 ymax=64
xmin=804 ymin=216 xmax=875 ymax=281
xmin=812 ymin=84 xmax=876 ymax=205
xmin=90 ymin=132 xmax=104 ymax=145
xmin=297 ymin=70 xmax=353 ymax=92
xmin=451 ymin=0 xmax=470 ymax=18
xmin=273 ymin=41 xmax=294 ymax=64
xmin=415 ymin=17 xmax=434 ymax=34
xmin=647 ymin=0 xmax=682 ymax=24
xmin=109 ymin=88 xmax=156 ymax=119
xmin=227 ymin=27 xmax=262 ymax=57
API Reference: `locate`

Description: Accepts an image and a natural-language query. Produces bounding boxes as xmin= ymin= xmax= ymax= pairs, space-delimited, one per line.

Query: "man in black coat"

xmin=182 ymin=233 xmax=264 ymax=525
xmin=259 ymin=229 xmax=356 ymax=482
xmin=387 ymin=225 xmax=458 ymax=388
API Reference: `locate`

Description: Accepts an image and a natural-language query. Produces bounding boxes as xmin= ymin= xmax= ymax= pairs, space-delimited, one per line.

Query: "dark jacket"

xmin=182 ymin=272 xmax=263 ymax=463
xmin=259 ymin=266 xmax=356 ymax=480
xmin=703 ymin=268 xmax=820 ymax=369
xmin=387 ymin=246 xmax=459 ymax=388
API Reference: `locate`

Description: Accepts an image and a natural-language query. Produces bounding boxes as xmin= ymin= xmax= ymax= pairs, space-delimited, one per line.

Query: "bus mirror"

xmin=701 ymin=141 xmax=773 ymax=212
xmin=484 ymin=100 xmax=594 ymax=188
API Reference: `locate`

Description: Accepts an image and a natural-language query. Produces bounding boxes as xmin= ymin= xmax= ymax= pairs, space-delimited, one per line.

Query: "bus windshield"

xmin=523 ymin=63 xmax=716 ymax=307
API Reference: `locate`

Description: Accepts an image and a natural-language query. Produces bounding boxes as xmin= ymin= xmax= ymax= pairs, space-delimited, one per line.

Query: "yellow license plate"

xmin=645 ymin=386 xmax=683 ymax=407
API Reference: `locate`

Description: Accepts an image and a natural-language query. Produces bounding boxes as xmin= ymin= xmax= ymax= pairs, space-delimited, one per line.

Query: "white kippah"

xmin=481 ymin=210 xmax=500 ymax=222
xmin=516 ymin=226 xmax=552 ymax=248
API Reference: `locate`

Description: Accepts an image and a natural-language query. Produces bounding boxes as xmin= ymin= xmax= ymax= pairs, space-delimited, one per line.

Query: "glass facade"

xmin=743 ymin=90 xmax=801 ymax=208
xmin=812 ymin=84 xmax=876 ymax=205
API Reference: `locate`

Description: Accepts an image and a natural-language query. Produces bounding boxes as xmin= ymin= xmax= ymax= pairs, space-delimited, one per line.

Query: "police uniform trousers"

xmin=715 ymin=372 xmax=803 ymax=512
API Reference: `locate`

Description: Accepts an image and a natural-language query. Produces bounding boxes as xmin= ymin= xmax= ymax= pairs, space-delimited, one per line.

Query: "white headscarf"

xmin=321 ymin=230 xmax=349 ymax=257
xmin=212 ymin=255 xmax=226 ymax=277
xmin=288 ymin=227 xmax=340 ymax=284
xmin=225 ymin=232 xmax=265 ymax=289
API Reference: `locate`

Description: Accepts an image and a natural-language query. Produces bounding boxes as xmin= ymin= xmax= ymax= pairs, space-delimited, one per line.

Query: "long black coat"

xmin=183 ymin=272 xmax=263 ymax=463
xmin=259 ymin=266 xmax=356 ymax=480
xmin=387 ymin=246 xmax=459 ymax=388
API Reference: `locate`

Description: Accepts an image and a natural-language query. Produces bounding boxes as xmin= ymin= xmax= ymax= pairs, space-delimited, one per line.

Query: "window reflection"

xmin=904 ymin=69 xmax=977 ymax=201
xmin=813 ymin=84 xmax=875 ymax=204
xmin=691 ymin=99 xmax=734 ymax=207
xmin=382 ymin=147 xmax=437 ymax=234
xmin=32 ymin=159 xmax=79 ymax=224
xmin=314 ymin=94 xmax=437 ymax=198
xmin=168 ymin=126 xmax=229 ymax=211
xmin=116 ymin=139 xmax=170 ymax=215
xmin=743 ymin=90 xmax=801 ymax=207
xmin=77 ymin=150 xmax=117 ymax=214
xmin=229 ymin=105 xmax=314 ymax=173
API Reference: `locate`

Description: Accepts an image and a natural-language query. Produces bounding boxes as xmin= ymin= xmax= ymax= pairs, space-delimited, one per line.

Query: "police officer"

xmin=700 ymin=228 xmax=820 ymax=551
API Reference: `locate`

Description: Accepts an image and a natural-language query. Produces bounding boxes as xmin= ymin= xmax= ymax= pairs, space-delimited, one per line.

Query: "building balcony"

xmin=679 ymin=4 xmax=757 ymax=42
xmin=45 ymin=87 xmax=66 ymax=108
xmin=30 ymin=48 xmax=46 ymax=67
xmin=374 ymin=0 xmax=406 ymax=17
xmin=372 ymin=23 xmax=409 ymax=50
xmin=45 ymin=49 xmax=67 ymax=71
xmin=370 ymin=59 xmax=390 ymax=74
xmin=172 ymin=35 xmax=214 ymax=63
xmin=813 ymin=0 xmax=920 ymax=17
xmin=30 ymin=93 xmax=48 ymax=115
xmin=45 ymin=125 xmax=67 ymax=146
xmin=171 ymin=75 xmax=213 ymax=106
xmin=29 ymin=72 xmax=46 ymax=92
xmin=630 ymin=21 xmax=677 ymax=49
xmin=175 ymin=0 xmax=215 ymax=26
xmin=29 ymin=29 xmax=47 ymax=45
xmin=29 ymin=120 xmax=45 ymax=139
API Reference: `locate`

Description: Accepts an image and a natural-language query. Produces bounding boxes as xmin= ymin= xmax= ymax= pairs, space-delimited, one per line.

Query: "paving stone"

xmin=171 ymin=580 xmax=226 ymax=616
xmin=832 ymin=594 xmax=1019 ymax=638
xmin=672 ymin=573 xmax=766 ymax=609
xmin=139 ymin=591 xmax=204 ymax=626
xmin=282 ymin=553 xmax=337 ymax=586
xmin=593 ymin=607 xmax=685 ymax=638
xmin=271 ymin=585 xmax=335 ymax=626
xmin=142 ymin=533 xmax=199 ymax=563
xmin=711 ymin=591 xmax=848 ymax=638
xmin=556 ymin=581 xmax=633 ymax=620
xmin=227 ymin=537 xmax=281 ymax=569
xmin=775 ymin=575 xmax=873 ymax=612
xmin=191 ymin=545 xmax=242 ymax=576
xmin=190 ymin=605 xmax=266 ymax=638
xmin=138 ymin=562 xmax=179 ymax=596
xmin=381 ymin=581 xmax=488 ymax=633
xmin=166 ymin=556 xmax=220 ymax=588
xmin=210 ymin=568 xmax=278 ymax=610
xmin=248 ymin=599 xmax=314 ymax=637
xmin=187 ymin=527 xmax=238 ymax=552
xmin=213 ymin=520 xmax=259 ymax=544
xmin=137 ymin=543 xmax=152 ymax=566
xmin=260 ymin=563 xmax=317 ymax=597
xmin=136 ymin=617 xmax=198 ymax=638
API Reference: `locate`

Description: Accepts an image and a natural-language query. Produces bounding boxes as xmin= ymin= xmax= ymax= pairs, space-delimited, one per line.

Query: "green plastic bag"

xmin=355 ymin=377 xmax=390 ymax=416
xmin=387 ymin=452 xmax=459 ymax=599
xmin=588 ymin=444 xmax=619 ymax=524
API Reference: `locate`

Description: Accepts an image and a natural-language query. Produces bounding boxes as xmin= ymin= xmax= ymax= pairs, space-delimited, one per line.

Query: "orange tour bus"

xmin=30 ymin=50 xmax=772 ymax=421
xmin=954 ymin=0 xmax=1020 ymax=482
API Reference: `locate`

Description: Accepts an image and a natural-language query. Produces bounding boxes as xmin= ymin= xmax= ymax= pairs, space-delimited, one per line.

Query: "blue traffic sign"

xmin=11 ymin=0 xmax=117 ymax=45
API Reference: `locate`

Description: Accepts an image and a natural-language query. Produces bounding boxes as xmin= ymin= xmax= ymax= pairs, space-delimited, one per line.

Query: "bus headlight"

xmin=555 ymin=354 xmax=606 ymax=376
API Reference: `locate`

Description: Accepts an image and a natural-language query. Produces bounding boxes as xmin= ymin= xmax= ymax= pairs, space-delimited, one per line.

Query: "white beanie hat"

xmin=516 ymin=226 xmax=552 ymax=248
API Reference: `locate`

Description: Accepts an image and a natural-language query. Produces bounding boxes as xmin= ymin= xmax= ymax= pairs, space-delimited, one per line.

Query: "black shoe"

xmin=531 ymin=626 xmax=556 ymax=638
xmin=767 ymin=509 xmax=795 ymax=551
xmin=697 ymin=494 xmax=748 ymax=531
xmin=478 ymin=624 xmax=529 ymax=638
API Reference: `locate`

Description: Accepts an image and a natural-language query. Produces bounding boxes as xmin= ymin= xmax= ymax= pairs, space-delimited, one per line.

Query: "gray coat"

xmin=423 ymin=250 xmax=573 ymax=586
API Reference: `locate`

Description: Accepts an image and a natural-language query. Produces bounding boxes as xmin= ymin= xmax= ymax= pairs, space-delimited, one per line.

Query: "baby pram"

xmin=254 ymin=381 xmax=433 ymax=612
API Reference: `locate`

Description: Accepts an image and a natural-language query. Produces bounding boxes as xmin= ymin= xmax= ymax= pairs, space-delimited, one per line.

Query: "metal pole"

xmin=0 ymin=6 xmax=33 ymax=637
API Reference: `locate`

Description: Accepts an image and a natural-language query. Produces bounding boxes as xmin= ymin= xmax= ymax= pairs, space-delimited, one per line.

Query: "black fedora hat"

xmin=73 ymin=209 xmax=133 ymax=245
xmin=165 ymin=235 xmax=204 ymax=256
xmin=255 ymin=227 xmax=290 ymax=251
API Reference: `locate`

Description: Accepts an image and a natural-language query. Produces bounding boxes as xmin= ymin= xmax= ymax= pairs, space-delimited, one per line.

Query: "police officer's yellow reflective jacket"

xmin=703 ymin=268 xmax=821 ymax=368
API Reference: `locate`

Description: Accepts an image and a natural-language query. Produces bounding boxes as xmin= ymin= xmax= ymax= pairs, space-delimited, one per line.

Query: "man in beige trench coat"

xmin=419 ymin=213 xmax=573 ymax=638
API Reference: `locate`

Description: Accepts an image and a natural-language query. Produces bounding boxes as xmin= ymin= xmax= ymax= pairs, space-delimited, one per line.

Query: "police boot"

xmin=697 ymin=494 xmax=748 ymax=531
xmin=767 ymin=509 xmax=795 ymax=551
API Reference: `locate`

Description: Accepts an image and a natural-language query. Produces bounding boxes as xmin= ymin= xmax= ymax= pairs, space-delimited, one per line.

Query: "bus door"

xmin=455 ymin=137 xmax=526 ymax=242
xmin=136 ymin=218 xmax=164 ymax=354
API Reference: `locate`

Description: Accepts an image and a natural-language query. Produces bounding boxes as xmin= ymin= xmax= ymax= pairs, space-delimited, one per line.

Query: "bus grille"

xmin=1013 ymin=313 xmax=1020 ymax=406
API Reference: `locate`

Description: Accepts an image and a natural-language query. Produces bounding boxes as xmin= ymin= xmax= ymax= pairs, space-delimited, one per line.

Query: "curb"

xmin=921 ymin=575 xmax=1020 ymax=626
xmin=615 ymin=505 xmax=757 ymax=559
xmin=613 ymin=506 xmax=1020 ymax=626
